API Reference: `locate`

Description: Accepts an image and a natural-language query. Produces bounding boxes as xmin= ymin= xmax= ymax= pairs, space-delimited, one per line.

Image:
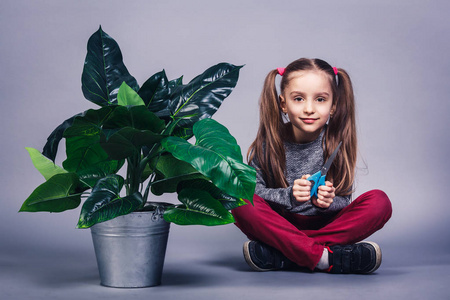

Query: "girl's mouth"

xmin=301 ymin=118 xmax=317 ymax=124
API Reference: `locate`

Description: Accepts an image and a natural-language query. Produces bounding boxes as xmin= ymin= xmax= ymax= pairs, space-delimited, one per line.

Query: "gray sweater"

xmin=250 ymin=131 xmax=351 ymax=215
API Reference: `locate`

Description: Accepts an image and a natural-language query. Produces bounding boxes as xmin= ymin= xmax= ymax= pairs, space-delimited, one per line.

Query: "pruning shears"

xmin=309 ymin=141 xmax=342 ymax=198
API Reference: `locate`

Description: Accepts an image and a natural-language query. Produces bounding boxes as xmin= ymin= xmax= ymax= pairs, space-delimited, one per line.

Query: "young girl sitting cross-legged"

xmin=232 ymin=58 xmax=392 ymax=274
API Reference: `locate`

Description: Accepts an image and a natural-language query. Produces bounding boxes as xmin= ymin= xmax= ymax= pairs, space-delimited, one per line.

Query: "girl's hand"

xmin=292 ymin=174 xmax=312 ymax=203
xmin=312 ymin=181 xmax=335 ymax=209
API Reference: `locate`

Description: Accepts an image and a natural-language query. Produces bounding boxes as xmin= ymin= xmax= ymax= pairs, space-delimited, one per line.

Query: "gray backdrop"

xmin=1 ymin=0 xmax=449 ymax=297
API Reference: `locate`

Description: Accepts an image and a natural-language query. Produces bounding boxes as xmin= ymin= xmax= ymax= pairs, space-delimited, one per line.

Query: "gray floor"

xmin=1 ymin=226 xmax=449 ymax=300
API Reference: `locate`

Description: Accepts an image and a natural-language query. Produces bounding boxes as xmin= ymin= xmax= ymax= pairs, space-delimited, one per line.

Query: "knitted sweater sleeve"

xmin=250 ymin=159 xmax=297 ymax=210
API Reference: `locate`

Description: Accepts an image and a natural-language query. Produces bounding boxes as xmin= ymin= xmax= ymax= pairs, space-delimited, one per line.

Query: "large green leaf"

xmin=26 ymin=147 xmax=67 ymax=180
xmin=42 ymin=112 xmax=85 ymax=162
xmin=103 ymin=105 xmax=165 ymax=131
xmin=151 ymin=76 xmax=184 ymax=120
xmin=76 ymin=160 xmax=125 ymax=188
xmin=193 ymin=117 xmax=242 ymax=161
xmin=177 ymin=179 xmax=248 ymax=210
xmin=168 ymin=63 xmax=243 ymax=138
xmin=101 ymin=127 xmax=165 ymax=160
xmin=20 ymin=173 xmax=82 ymax=212
xmin=81 ymin=26 xmax=138 ymax=106
xmin=138 ymin=70 xmax=183 ymax=118
xmin=77 ymin=175 xmax=144 ymax=228
xmin=150 ymin=154 xmax=207 ymax=195
xmin=163 ymin=188 xmax=235 ymax=226
xmin=138 ymin=70 xmax=167 ymax=107
xmin=117 ymin=82 xmax=145 ymax=107
xmin=162 ymin=118 xmax=256 ymax=201
xmin=62 ymin=107 xmax=122 ymax=176
xmin=100 ymin=106 xmax=166 ymax=159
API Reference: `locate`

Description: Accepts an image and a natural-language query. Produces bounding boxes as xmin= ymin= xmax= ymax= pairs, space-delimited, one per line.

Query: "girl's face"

xmin=280 ymin=70 xmax=335 ymax=144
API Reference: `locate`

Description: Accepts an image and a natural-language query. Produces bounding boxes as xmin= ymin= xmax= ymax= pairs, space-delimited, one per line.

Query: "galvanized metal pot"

xmin=90 ymin=205 xmax=170 ymax=288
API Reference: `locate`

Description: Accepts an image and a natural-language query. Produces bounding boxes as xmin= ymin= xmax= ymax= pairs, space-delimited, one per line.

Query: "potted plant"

xmin=20 ymin=26 xmax=256 ymax=288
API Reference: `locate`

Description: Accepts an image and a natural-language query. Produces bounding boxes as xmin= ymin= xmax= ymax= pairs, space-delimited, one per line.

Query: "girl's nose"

xmin=303 ymin=100 xmax=314 ymax=114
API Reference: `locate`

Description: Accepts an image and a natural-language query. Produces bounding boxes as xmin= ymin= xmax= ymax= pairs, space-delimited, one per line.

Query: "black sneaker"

xmin=243 ymin=240 xmax=294 ymax=271
xmin=328 ymin=241 xmax=382 ymax=274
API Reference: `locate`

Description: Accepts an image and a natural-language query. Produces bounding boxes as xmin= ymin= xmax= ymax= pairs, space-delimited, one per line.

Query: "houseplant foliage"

xmin=20 ymin=26 xmax=256 ymax=228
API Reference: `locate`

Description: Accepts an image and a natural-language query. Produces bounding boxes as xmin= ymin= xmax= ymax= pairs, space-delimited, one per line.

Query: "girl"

xmin=232 ymin=58 xmax=392 ymax=274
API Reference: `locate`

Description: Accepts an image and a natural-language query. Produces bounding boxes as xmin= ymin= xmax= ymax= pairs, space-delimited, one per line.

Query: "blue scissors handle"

xmin=309 ymin=171 xmax=326 ymax=198
xmin=307 ymin=141 xmax=342 ymax=198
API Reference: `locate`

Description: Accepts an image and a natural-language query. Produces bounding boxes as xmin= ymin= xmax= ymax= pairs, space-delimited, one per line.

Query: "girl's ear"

xmin=279 ymin=95 xmax=287 ymax=113
xmin=330 ymin=103 xmax=336 ymax=116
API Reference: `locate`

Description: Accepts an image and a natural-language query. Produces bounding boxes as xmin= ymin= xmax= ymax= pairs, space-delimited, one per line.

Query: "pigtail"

xmin=247 ymin=69 xmax=289 ymax=188
xmin=325 ymin=68 xmax=357 ymax=196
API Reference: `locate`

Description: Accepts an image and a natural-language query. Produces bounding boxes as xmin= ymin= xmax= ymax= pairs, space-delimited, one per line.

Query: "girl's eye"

xmin=294 ymin=97 xmax=304 ymax=102
xmin=317 ymin=97 xmax=326 ymax=102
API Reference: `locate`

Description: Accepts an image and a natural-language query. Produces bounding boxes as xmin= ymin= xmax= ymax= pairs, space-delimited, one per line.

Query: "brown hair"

xmin=247 ymin=58 xmax=356 ymax=196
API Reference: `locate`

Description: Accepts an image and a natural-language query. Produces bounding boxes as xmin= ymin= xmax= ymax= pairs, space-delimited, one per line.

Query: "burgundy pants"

xmin=232 ymin=189 xmax=392 ymax=270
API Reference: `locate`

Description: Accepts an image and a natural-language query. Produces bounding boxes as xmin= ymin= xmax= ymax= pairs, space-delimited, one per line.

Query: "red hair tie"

xmin=277 ymin=67 xmax=285 ymax=76
xmin=332 ymin=67 xmax=339 ymax=85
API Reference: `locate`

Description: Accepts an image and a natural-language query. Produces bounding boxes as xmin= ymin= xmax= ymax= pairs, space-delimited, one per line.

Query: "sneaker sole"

xmin=243 ymin=241 xmax=274 ymax=272
xmin=356 ymin=241 xmax=382 ymax=274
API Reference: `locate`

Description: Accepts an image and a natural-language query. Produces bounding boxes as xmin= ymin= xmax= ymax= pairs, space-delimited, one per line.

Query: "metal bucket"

xmin=90 ymin=206 xmax=170 ymax=288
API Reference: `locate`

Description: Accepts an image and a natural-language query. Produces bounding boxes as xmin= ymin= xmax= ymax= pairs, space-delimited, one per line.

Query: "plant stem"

xmin=143 ymin=173 xmax=155 ymax=202
xmin=136 ymin=120 xmax=175 ymax=204
xmin=127 ymin=151 xmax=141 ymax=196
